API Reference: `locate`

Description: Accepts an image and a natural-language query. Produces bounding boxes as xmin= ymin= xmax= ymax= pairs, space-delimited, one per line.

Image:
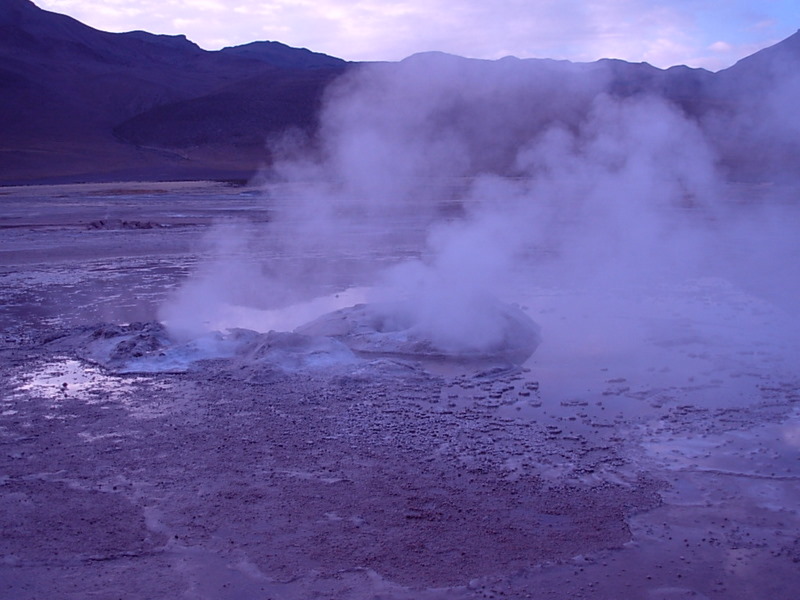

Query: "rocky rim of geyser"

xmin=44 ymin=301 xmax=541 ymax=373
xmin=295 ymin=301 xmax=541 ymax=364
xmin=45 ymin=322 xmax=357 ymax=374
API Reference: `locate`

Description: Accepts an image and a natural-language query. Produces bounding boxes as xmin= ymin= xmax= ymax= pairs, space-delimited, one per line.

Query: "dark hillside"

xmin=0 ymin=0 xmax=797 ymax=184
xmin=705 ymin=30 xmax=800 ymax=180
xmin=0 ymin=0 xmax=348 ymax=183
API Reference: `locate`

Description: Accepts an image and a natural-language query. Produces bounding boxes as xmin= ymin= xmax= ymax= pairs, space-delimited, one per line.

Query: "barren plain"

xmin=1 ymin=182 xmax=799 ymax=600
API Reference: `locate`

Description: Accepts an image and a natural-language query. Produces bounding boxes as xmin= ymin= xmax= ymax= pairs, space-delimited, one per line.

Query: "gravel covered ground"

xmin=1 ymin=183 xmax=799 ymax=599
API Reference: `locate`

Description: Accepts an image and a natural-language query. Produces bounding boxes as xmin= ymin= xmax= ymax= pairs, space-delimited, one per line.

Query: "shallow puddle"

xmin=10 ymin=357 xmax=173 ymax=419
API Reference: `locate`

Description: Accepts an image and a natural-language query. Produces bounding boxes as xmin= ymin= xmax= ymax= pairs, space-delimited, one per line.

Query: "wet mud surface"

xmin=1 ymin=183 xmax=799 ymax=599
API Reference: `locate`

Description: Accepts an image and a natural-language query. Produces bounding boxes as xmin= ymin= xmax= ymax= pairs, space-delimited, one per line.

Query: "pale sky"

xmin=36 ymin=0 xmax=799 ymax=71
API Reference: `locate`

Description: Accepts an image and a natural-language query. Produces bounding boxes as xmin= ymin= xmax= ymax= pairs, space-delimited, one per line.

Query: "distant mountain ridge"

xmin=218 ymin=41 xmax=346 ymax=70
xmin=1 ymin=0 xmax=797 ymax=184
xmin=0 ymin=0 xmax=348 ymax=183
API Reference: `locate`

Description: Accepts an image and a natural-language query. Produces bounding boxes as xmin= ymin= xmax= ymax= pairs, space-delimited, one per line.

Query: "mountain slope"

xmin=1 ymin=0 xmax=797 ymax=184
xmin=704 ymin=30 xmax=800 ymax=180
xmin=218 ymin=41 xmax=346 ymax=70
xmin=0 ymin=0 xmax=348 ymax=183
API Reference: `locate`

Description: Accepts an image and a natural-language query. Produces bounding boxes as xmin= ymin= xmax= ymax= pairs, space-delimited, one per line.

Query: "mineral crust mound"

xmin=295 ymin=301 xmax=541 ymax=364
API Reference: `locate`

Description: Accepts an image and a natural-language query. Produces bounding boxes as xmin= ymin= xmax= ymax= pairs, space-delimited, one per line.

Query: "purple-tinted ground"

xmin=1 ymin=183 xmax=798 ymax=599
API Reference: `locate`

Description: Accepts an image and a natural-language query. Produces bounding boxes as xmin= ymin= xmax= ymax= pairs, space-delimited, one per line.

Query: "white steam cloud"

xmin=159 ymin=54 xmax=799 ymax=359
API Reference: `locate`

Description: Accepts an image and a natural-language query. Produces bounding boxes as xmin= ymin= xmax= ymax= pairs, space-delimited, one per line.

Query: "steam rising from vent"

xmin=159 ymin=56 xmax=800 ymax=358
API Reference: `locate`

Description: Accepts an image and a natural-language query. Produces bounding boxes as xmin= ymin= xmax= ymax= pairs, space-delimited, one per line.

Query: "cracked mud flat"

xmin=1 ymin=183 xmax=800 ymax=600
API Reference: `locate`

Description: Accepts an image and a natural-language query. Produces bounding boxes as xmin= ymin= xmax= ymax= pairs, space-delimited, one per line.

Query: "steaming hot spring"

xmin=64 ymin=296 xmax=542 ymax=374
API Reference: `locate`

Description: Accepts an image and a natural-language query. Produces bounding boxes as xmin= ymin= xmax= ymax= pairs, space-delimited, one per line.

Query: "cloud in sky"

xmin=37 ymin=0 xmax=799 ymax=70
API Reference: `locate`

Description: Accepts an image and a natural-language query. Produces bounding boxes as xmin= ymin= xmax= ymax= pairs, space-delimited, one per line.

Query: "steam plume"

xmin=159 ymin=54 xmax=799 ymax=357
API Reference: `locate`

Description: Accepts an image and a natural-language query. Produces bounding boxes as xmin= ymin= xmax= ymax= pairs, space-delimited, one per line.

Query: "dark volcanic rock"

xmin=86 ymin=219 xmax=165 ymax=230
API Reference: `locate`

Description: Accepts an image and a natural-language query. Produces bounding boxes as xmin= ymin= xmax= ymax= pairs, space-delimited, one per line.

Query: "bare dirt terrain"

xmin=1 ymin=182 xmax=799 ymax=599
